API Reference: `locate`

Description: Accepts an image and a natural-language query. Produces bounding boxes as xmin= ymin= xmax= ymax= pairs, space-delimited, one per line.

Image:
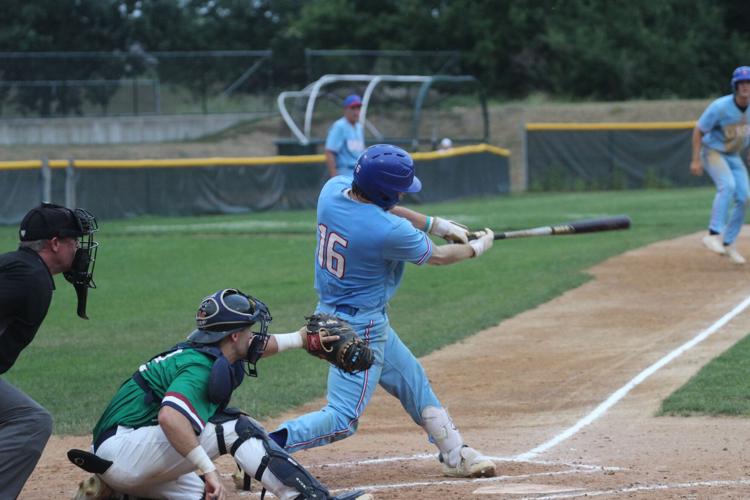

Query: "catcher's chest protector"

xmin=144 ymin=343 xmax=245 ymax=408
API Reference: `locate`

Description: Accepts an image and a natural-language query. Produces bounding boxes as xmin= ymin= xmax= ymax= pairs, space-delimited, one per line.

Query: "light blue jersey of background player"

xmin=270 ymin=144 xmax=497 ymax=479
xmin=324 ymin=94 xmax=365 ymax=177
xmin=691 ymin=66 xmax=750 ymax=264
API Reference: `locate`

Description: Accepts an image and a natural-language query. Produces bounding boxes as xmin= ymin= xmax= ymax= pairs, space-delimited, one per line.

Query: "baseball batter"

xmin=269 ymin=144 xmax=497 ymax=478
xmin=71 ymin=288 xmax=372 ymax=500
xmin=690 ymin=66 xmax=750 ymax=264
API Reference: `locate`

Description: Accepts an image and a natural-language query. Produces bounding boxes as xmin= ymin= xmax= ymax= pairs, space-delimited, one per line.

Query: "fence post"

xmin=133 ymin=78 xmax=139 ymax=115
xmin=154 ymin=79 xmax=161 ymax=114
xmin=41 ymin=156 xmax=51 ymax=202
xmin=65 ymin=158 xmax=76 ymax=208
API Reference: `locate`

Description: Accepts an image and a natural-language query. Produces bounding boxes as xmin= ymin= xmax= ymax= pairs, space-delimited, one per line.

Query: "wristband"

xmin=186 ymin=445 xmax=216 ymax=475
xmin=274 ymin=332 xmax=304 ymax=352
xmin=423 ymin=216 xmax=433 ymax=233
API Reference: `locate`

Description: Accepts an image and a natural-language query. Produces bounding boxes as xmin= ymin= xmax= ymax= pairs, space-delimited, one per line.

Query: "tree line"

xmin=1 ymin=0 xmax=748 ymax=109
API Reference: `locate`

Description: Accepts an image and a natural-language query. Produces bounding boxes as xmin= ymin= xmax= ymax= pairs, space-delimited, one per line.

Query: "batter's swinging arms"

xmin=269 ymin=144 xmax=497 ymax=478
xmin=69 ymin=288 xmax=372 ymax=500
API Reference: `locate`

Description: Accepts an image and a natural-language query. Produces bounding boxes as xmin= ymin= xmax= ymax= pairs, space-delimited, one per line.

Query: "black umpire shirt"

xmin=0 ymin=247 xmax=55 ymax=374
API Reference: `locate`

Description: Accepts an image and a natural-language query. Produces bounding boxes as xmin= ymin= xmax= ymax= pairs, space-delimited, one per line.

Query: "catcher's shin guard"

xmin=230 ymin=415 xmax=331 ymax=499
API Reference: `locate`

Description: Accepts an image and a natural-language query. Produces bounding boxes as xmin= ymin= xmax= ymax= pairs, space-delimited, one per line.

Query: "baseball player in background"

xmin=71 ymin=288 xmax=371 ymax=500
xmin=690 ymin=65 xmax=750 ymax=264
xmin=269 ymin=144 xmax=496 ymax=478
xmin=0 ymin=203 xmax=98 ymax=499
xmin=325 ymin=94 xmax=365 ymax=178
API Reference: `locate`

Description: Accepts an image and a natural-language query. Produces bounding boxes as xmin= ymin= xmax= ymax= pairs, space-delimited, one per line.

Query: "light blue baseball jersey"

xmin=325 ymin=118 xmax=365 ymax=176
xmin=277 ymin=175 xmax=440 ymax=452
xmin=314 ymin=176 xmax=433 ymax=311
xmin=697 ymin=94 xmax=750 ymax=154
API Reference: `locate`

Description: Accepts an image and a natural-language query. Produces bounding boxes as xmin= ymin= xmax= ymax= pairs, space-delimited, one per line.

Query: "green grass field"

xmin=660 ymin=333 xmax=750 ymax=416
xmin=0 ymin=187 xmax=734 ymax=434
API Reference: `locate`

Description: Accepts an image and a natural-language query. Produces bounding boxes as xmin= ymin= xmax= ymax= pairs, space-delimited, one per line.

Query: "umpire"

xmin=0 ymin=202 xmax=98 ymax=498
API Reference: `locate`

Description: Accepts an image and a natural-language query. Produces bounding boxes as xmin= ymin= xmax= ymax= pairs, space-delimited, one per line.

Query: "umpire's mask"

xmin=63 ymin=209 xmax=99 ymax=319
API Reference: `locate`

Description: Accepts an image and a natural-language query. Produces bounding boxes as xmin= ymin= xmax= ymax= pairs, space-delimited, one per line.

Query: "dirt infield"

xmin=24 ymin=230 xmax=750 ymax=499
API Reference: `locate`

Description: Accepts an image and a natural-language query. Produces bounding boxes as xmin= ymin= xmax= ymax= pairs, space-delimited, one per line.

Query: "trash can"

xmin=275 ymin=139 xmax=318 ymax=156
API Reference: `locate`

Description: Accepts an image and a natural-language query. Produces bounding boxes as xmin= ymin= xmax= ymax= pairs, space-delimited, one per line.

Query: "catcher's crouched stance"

xmin=68 ymin=288 xmax=373 ymax=500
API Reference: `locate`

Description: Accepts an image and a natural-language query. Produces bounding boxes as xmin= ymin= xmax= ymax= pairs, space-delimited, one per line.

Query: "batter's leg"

xmin=378 ymin=327 xmax=495 ymax=478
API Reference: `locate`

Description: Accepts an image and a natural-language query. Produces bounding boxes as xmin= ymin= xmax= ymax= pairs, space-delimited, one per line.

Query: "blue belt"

xmin=93 ymin=426 xmax=117 ymax=452
xmin=334 ymin=304 xmax=359 ymax=316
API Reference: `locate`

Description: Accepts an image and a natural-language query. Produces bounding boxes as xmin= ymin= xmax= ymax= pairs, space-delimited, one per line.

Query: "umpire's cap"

xmin=19 ymin=203 xmax=84 ymax=241
xmin=187 ymin=288 xmax=271 ymax=344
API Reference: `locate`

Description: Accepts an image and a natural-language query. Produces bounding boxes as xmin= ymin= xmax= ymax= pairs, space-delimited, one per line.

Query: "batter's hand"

xmin=204 ymin=470 xmax=226 ymax=500
xmin=430 ymin=217 xmax=470 ymax=243
xmin=689 ymin=159 xmax=703 ymax=176
xmin=468 ymin=228 xmax=494 ymax=257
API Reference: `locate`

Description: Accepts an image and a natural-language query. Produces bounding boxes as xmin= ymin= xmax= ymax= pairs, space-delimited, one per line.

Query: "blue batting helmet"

xmin=731 ymin=66 xmax=750 ymax=90
xmin=188 ymin=288 xmax=271 ymax=344
xmin=352 ymin=144 xmax=422 ymax=209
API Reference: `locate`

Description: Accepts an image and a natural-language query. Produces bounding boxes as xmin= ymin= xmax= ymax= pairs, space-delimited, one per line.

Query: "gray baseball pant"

xmin=0 ymin=378 xmax=53 ymax=499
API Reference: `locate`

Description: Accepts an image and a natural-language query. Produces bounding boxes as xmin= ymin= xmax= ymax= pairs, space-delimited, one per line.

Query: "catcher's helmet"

xmin=731 ymin=66 xmax=750 ymax=90
xmin=352 ymin=144 xmax=422 ymax=210
xmin=188 ymin=288 xmax=271 ymax=344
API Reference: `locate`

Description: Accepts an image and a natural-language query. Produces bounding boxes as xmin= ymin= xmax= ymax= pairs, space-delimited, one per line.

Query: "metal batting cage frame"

xmin=277 ymin=74 xmax=489 ymax=150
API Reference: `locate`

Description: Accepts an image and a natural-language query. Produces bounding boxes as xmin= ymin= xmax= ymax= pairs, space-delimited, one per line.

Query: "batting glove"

xmin=428 ymin=216 xmax=470 ymax=243
xmin=468 ymin=228 xmax=494 ymax=257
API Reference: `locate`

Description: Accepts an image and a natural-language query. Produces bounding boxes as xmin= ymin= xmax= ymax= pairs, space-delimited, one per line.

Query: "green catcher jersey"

xmin=93 ymin=347 xmax=219 ymax=442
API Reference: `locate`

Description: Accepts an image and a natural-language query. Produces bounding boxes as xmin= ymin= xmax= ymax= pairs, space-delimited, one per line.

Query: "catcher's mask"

xmin=187 ymin=288 xmax=272 ymax=376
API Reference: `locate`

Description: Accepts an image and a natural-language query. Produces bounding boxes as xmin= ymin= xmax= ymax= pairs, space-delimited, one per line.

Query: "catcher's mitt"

xmin=305 ymin=313 xmax=374 ymax=373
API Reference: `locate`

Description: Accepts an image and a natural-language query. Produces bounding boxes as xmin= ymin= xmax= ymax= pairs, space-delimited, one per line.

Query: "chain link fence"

xmin=0 ymin=50 xmax=274 ymax=118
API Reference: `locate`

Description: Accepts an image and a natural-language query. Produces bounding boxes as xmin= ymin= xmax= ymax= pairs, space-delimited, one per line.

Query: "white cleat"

xmin=726 ymin=245 xmax=746 ymax=264
xmin=702 ymin=234 xmax=726 ymax=255
xmin=441 ymin=446 xmax=496 ymax=478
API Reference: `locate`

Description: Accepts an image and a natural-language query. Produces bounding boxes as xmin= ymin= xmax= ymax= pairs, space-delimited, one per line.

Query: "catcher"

xmin=69 ymin=288 xmax=373 ymax=500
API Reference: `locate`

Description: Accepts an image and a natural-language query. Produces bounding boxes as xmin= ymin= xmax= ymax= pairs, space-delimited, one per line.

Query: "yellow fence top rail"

xmin=526 ymin=121 xmax=696 ymax=131
xmin=0 ymin=143 xmax=510 ymax=171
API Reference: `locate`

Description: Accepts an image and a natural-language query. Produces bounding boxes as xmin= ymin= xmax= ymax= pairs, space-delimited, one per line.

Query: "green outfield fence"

xmin=524 ymin=121 xmax=719 ymax=191
xmin=0 ymin=144 xmax=510 ymax=224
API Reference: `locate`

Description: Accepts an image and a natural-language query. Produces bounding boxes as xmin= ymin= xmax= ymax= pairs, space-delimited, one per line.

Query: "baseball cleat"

xmin=702 ymin=234 xmax=726 ymax=255
xmin=441 ymin=445 xmax=496 ymax=478
xmin=726 ymin=246 xmax=746 ymax=264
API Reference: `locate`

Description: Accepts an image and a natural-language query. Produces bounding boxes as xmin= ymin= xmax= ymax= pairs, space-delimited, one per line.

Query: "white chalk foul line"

xmin=329 ymin=468 xmax=593 ymax=495
xmin=519 ymin=478 xmax=750 ymax=499
xmin=311 ymin=453 xmax=622 ymax=473
xmin=517 ymin=293 xmax=750 ymax=461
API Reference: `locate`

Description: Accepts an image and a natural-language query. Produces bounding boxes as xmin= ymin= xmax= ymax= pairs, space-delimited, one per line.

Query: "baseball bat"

xmin=472 ymin=215 xmax=631 ymax=240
